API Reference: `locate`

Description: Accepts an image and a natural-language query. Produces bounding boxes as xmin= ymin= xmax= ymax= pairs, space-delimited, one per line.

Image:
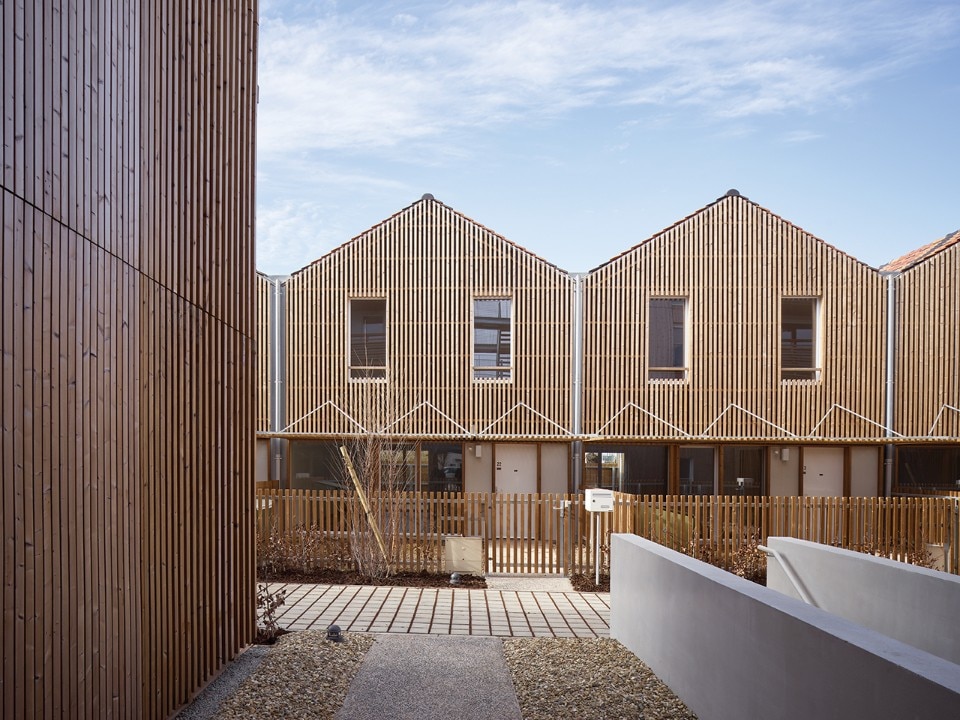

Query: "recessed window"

xmin=781 ymin=297 xmax=820 ymax=381
xmin=649 ymin=298 xmax=687 ymax=380
xmin=350 ymin=298 xmax=386 ymax=379
xmin=473 ymin=298 xmax=512 ymax=380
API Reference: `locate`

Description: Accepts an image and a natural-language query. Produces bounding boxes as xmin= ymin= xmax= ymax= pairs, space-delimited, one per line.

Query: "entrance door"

xmin=494 ymin=443 xmax=537 ymax=540
xmin=802 ymin=447 xmax=844 ymax=497
xmin=495 ymin=443 xmax=537 ymax=494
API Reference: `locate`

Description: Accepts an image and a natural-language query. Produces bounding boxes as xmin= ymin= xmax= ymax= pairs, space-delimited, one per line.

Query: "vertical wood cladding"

xmin=895 ymin=243 xmax=960 ymax=437
xmin=2 ymin=3 xmax=257 ymax=718
xmin=582 ymin=195 xmax=888 ymax=440
xmin=284 ymin=198 xmax=574 ymax=438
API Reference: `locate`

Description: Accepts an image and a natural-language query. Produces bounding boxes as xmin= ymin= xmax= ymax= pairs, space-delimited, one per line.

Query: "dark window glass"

xmin=721 ymin=446 xmax=766 ymax=496
xmin=649 ymin=298 xmax=685 ymax=380
xmin=351 ymin=299 xmax=386 ymax=379
xmin=583 ymin=445 xmax=669 ymax=495
xmin=474 ymin=298 xmax=512 ymax=379
xmin=782 ymin=298 xmax=817 ymax=380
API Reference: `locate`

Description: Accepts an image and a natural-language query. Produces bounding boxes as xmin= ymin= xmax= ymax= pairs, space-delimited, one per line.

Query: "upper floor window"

xmin=781 ymin=297 xmax=820 ymax=381
xmin=648 ymin=298 xmax=687 ymax=380
xmin=473 ymin=298 xmax=512 ymax=380
xmin=350 ymin=298 xmax=386 ymax=379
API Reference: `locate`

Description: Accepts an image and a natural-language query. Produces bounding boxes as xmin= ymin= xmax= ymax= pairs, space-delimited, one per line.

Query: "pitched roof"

xmin=590 ymin=189 xmax=872 ymax=273
xmin=289 ymin=194 xmax=565 ymax=278
xmin=880 ymin=229 xmax=960 ymax=274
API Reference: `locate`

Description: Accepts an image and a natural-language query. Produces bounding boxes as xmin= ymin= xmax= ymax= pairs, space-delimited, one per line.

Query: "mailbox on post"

xmin=584 ymin=488 xmax=614 ymax=586
xmin=585 ymin=488 xmax=614 ymax=512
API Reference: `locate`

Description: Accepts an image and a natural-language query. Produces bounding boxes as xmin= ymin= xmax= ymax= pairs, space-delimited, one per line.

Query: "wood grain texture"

xmin=894 ymin=241 xmax=960 ymax=438
xmin=282 ymin=197 xmax=574 ymax=440
xmin=1 ymin=2 xmax=257 ymax=718
xmin=583 ymin=195 xmax=889 ymax=441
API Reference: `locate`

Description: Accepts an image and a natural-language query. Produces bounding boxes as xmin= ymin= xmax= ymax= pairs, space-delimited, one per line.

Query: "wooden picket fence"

xmin=255 ymin=490 xmax=960 ymax=576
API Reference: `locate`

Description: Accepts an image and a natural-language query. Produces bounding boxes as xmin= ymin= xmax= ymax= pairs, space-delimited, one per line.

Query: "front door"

xmin=802 ymin=447 xmax=844 ymax=497
xmin=494 ymin=443 xmax=537 ymax=540
xmin=495 ymin=443 xmax=538 ymax=494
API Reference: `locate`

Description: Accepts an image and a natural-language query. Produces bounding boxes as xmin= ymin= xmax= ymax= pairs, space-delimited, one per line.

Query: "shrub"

xmin=256 ymin=582 xmax=287 ymax=644
xmin=257 ymin=522 xmax=355 ymax=577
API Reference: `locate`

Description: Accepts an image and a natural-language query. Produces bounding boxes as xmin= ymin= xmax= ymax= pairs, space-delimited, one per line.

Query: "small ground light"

xmin=327 ymin=625 xmax=343 ymax=642
xmin=450 ymin=572 xmax=461 ymax=585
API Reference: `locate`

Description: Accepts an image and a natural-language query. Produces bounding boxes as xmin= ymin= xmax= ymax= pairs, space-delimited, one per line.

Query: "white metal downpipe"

xmin=884 ymin=274 xmax=896 ymax=496
xmin=571 ymin=273 xmax=585 ymax=491
xmin=272 ymin=277 xmax=286 ymax=483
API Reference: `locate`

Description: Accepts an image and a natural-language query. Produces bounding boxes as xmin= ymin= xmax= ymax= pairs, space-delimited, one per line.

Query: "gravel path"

xmin=206 ymin=632 xmax=695 ymax=720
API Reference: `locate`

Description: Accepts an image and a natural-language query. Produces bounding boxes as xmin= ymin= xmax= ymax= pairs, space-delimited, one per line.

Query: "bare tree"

xmin=337 ymin=377 xmax=417 ymax=579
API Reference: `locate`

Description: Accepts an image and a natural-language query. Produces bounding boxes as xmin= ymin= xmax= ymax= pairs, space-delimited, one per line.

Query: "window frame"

xmin=348 ymin=297 xmax=387 ymax=381
xmin=780 ymin=296 xmax=821 ymax=382
xmin=472 ymin=296 xmax=513 ymax=382
xmin=647 ymin=296 xmax=689 ymax=382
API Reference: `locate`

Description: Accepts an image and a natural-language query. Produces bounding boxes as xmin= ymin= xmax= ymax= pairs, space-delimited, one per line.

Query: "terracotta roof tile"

xmin=880 ymin=229 xmax=960 ymax=273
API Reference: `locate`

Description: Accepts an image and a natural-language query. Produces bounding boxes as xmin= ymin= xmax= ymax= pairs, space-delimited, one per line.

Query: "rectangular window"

xmin=473 ymin=298 xmax=512 ymax=380
xmin=781 ymin=298 xmax=819 ymax=381
xmin=649 ymin=298 xmax=687 ymax=380
xmin=350 ymin=298 xmax=386 ymax=379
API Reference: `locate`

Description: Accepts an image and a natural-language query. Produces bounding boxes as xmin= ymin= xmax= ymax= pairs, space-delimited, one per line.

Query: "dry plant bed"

xmin=258 ymin=568 xmax=488 ymax=589
xmin=569 ymin=572 xmax=610 ymax=592
xmin=503 ymin=638 xmax=697 ymax=720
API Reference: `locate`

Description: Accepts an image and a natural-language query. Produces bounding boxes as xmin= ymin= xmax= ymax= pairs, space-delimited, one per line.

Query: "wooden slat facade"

xmin=2 ymin=3 xmax=257 ymax=718
xmin=893 ymin=240 xmax=960 ymax=438
xmin=582 ymin=193 xmax=889 ymax=441
xmin=283 ymin=197 xmax=574 ymax=439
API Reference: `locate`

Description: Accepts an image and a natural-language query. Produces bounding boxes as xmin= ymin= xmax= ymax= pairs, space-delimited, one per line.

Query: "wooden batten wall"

xmin=894 ymin=243 xmax=960 ymax=438
xmin=2 ymin=3 xmax=257 ymax=719
xmin=283 ymin=198 xmax=574 ymax=438
xmin=582 ymin=194 xmax=888 ymax=441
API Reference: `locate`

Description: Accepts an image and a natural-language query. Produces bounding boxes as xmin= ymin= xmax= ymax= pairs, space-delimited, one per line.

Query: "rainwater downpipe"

xmin=884 ymin=274 xmax=896 ymax=497
xmin=571 ymin=273 xmax=585 ymax=492
xmin=272 ymin=277 xmax=286 ymax=484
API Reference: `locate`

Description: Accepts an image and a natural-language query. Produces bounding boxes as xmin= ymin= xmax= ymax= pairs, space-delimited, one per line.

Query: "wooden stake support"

xmin=339 ymin=445 xmax=390 ymax=568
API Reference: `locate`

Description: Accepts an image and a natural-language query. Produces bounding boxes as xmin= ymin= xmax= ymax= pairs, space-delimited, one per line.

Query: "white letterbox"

xmin=584 ymin=488 xmax=614 ymax=512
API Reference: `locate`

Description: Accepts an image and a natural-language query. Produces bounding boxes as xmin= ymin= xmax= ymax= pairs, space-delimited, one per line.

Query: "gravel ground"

xmin=208 ymin=633 xmax=695 ymax=720
xmin=214 ymin=632 xmax=374 ymax=719
xmin=503 ymin=638 xmax=697 ymax=720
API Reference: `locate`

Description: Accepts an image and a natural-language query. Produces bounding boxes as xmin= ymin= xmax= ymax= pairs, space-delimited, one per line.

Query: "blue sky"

xmin=255 ymin=0 xmax=960 ymax=275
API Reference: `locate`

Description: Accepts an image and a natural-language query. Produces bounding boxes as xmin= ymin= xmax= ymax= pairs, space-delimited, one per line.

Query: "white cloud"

xmin=782 ymin=130 xmax=823 ymax=144
xmin=257 ymin=1 xmax=959 ymax=156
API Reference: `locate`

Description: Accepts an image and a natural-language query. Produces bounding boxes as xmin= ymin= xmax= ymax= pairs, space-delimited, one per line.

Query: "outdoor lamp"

xmin=327 ymin=624 xmax=343 ymax=642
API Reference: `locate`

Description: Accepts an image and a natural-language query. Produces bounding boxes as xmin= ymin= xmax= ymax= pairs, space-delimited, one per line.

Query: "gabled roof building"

xmin=257 ymin=193 xmax=959 ymax=497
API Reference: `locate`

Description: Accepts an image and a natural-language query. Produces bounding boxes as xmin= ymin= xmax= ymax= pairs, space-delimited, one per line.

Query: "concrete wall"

xmin=766 ymin=537 xmax=960 ymax=665
xmin=610 ymin=534 xmax=960 ymax=720
xmin=769 ymin=447 xmax=800 ymax=495
xmin=541 ymin=444 xmax=570 ymax=493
